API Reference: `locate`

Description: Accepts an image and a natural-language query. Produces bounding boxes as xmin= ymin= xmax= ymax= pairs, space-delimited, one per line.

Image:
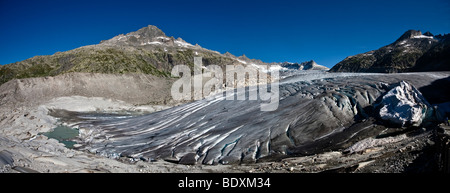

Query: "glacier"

xmin=50 ymin=72 xmax=449 ymax=165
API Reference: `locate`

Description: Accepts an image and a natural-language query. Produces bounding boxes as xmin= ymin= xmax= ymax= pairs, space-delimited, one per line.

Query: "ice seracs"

xmin=378 ymin=81 xmax=431 ymax=127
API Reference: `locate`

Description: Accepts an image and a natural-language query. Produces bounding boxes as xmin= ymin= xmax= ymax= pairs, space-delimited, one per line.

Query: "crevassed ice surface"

xmin=67 ymin=72 xmax=446 ymax=164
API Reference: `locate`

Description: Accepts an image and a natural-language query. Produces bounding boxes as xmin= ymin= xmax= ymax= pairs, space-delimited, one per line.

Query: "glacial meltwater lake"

xmin=43 ymin=125 xmax=79 ymax=148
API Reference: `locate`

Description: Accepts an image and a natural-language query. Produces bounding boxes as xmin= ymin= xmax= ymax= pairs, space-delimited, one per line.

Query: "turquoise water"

xmin=43 ymin=125 xmax=79 ymax=148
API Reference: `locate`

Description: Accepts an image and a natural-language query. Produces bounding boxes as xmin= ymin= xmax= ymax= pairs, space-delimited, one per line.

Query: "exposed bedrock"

xmin=53 ymin=73 xmax=449 ymax=165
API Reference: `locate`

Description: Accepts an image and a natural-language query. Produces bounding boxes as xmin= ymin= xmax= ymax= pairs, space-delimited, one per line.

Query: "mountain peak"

xmin=238 ymin=54 xmax=249 ymax=60
xmin=223 ymin=52 xmax=235 ymax=58
xmin=395 ymin=30 xmax=423 ymax=42
xmin=281 ymin=60 xmax=329 ymax=70
xmin=100 ymin=25 xmax=170 ymax=46
xmin=300 ymin=60 xmax=327 ymax=70
xmin=423 ymin=31 xmax=434 ymax=37
xmin=98 ymin=25 xmax=202 ymax=49
xmin=330 ymin=29 xmax=448 ymax=73
xmin=134 ymin=25 xmax=167 ymax=38
xmin=305 ymin=60 xmax=317 ymax=66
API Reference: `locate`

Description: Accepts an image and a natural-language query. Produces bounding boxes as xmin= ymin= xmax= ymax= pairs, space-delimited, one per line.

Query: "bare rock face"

xmin=378 ymin=81 xmax=432 ymax=127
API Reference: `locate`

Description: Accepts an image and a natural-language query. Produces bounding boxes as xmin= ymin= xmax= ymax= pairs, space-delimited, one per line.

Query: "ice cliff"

xmin=378 ymin=81 xmax=432 ymax=127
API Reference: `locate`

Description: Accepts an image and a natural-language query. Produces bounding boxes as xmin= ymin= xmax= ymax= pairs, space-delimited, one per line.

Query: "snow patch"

xmin=141 ymin=41 xmax=163 ymax=46
xmin=412 ymin=35 xmax=434 ymax=39
xmin=268 ymin=65 xmax=287 ymax=71
xmin=236 ymin=59 xmax=247 ymax=64
xmin=156 ymin=36 xmax=170 ymax=41
xmin=174 ymin=40 xmax=193 ymax=47
xmin=398 ymin=40 xmax=407 ymax=45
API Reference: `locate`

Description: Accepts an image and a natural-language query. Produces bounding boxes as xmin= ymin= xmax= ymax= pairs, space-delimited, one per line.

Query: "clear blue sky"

xmin=1 ymin=0 xmax=449 ymax=68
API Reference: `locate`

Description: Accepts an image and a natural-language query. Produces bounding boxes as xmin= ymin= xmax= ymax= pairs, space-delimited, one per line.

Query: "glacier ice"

xmin=378 ymin=81 xmax=431 ymax=127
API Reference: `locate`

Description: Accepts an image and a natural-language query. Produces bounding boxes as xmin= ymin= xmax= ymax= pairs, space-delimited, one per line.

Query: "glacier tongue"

xmin=378 ymin=81 xmax=431 ymax=127
xmin=48 ymin=73 xmax=448 ymax=165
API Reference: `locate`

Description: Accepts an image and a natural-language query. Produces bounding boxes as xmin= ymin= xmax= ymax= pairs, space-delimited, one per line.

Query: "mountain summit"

xmin=329 ymin=30 xmax=450 ymax=73
xmin=99 ymin=25 xmax=196 ymax=49
xmin=100 ymin=25 xmax=168 ymax=46
xmin=280 ymin=60 xmax=329 ymax=71
xmin=395 ymin=29 xmax=427 ymax=42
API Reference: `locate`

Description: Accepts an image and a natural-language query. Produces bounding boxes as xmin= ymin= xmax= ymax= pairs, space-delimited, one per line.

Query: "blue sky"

xmin=1 ymin=0 xmax=449 ymax=68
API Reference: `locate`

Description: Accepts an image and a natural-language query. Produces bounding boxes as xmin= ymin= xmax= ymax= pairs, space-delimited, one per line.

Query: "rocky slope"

xmin=0 ymin=25 xmax=270 ymax=85
xmin=329 ymin=30 xmax=450 ymax=73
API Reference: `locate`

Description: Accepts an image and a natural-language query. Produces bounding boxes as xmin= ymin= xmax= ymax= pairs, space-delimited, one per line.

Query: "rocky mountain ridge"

xmin=0 ymin=25 xmax=258 ymax=85
xmin=0 ymin=25 xmax=323 ymax=85
xmin=329 ymin=30 xmax=450 ymax=73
